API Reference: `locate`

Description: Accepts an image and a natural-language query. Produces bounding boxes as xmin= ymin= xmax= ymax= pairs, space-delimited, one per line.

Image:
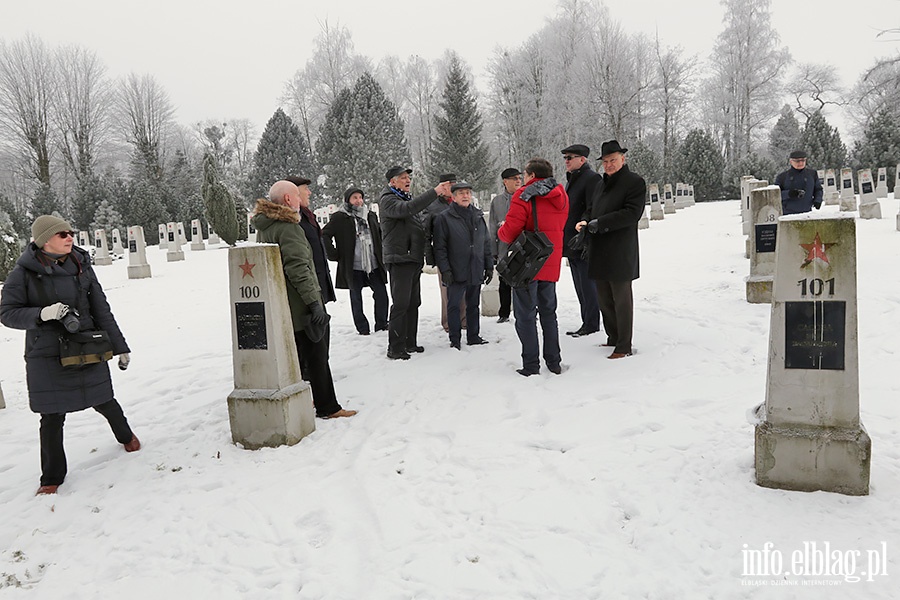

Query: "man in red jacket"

xmin=498 ymin=158 xmax=569 ymax=376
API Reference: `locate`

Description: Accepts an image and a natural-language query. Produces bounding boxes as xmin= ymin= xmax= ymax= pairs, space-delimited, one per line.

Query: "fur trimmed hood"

xmin=253 ymin=198 xmax=300 ymax=224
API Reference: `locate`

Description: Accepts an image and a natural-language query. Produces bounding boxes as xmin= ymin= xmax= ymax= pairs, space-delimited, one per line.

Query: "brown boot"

xmin=124 ymin=436 xmax=141 ymax=452
xmin=36 ymin=485 xmax=59 ymax=495
xmin=324 ymin=409 xmax=358 ymax=419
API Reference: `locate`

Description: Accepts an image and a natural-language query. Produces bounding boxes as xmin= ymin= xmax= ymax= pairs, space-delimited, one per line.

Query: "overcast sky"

xmin=1 ymin=0 xmax=898 ymax=133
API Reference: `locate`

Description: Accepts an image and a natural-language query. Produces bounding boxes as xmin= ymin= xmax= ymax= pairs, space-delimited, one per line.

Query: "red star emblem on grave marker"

xmin=800 ymin=232 xmax=832 ymax=268
xmin=239 ymin=258 xmax=256 ymax=278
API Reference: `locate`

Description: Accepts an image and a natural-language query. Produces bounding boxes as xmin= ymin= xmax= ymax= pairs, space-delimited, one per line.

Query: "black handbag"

xmin=496 ymin=197 xmax=554 ymax=288
xmin=59 ymin=330 xmax=114 ymax=367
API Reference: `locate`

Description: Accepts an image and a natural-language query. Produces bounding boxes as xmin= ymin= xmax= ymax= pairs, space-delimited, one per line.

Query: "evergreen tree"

xmin=428 ymin=55 xmax=493 ymax=192
xmin=768 ymin=105 xmax=801 ymax=163
xmin=71 ymin=174 xmax=109 ymax=231
xmin=203 ymin=153 xmax=241 ymax=246
xmin=0 ymin=210 xmax=23 ymax=282
xmin=725 ymin=152 xmax=779 ymax=198
xmin=673 ymin=129 xmax=725 ymax=201
xmin=0 ymin=195 xmax=30 ymax=240
xmin=627 ymin=140 xmax=661 ymax=189
xmin=247 ymin=108 xmax=313 ymax=202
xmin=31 ymin=184 xmax=58 ymax=218
xmin=852 ymin=107 xmax=900 ymax=191
xmin=90 ymin=200 xmax=125 ymax=245
xmin=316 ymin=73 xmax=411 ymax=204
xmin=125 ymin=179 xmax=168 ymax=242
xmin=800 ymin=111 xmax=846 ymax=170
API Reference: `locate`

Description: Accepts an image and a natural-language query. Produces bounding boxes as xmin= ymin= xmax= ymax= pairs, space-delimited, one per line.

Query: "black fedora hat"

xmin=599 ymin=140 xmax=628 ymax=158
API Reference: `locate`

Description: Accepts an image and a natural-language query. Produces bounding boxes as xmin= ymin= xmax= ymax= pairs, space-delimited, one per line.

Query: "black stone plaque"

xmin=129 ymin=240 xmax=137 ymax=253
xmin=878 ymin=174 xmax=885 ymax=182
xmin=755 ymin=223 xmax=777 ymax=253
xmin=826 ymin=177 xmax=835 ymax=186
xmin=235 ymin=302 xmax=267 ymax=350
xmin=168 ymin=232 xmax=175 ymax=242
xmin=665 ymin=192 xmax=672 ymax=199
xmin=843 ymin=179 xmax=852 ymax=189
xmin=651 ymin=194 xmax=659 ymax=202
xmin=861 ymin=181 xmax=873 ymax=194
xmin=784 ymin=301 xmax=846 ymax=370
xmin=676 ymin=189 xmax=683 ymax=196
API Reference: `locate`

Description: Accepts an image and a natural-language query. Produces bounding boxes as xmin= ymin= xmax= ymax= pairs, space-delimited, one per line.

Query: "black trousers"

xmin=39 ymin=399 xmax=134 ymax=487
xmin=386 ymin=263 xmax=422 ymax=354
xmin=498 ymin=277 xmax=512 ymax=319
xmin=595 ymin=279 xmax=634 ymax=354
xmin=446 ymin=283 xmax=481 ymax=344
xmin=294 ymin=325 xmax=342 ymax=417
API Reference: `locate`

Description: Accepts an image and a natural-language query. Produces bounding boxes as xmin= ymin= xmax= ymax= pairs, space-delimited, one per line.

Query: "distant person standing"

xmin=488 ymin=168 xmax=522 ymax=323
xmin=0 ymin=215 xmax=140 ymax=495
xmin=379 ymin=166 xmax=453 ymax=360
xmin=560 ymin=144 xmax=602 ymax=338
xmin=498 ymin=158 xmax=569 ymax=376
xmin=433 ymin=181 xmax=493 ymax=349
xmin=322 ymin=187 xmax=389 ymax=336
xmin=576 ymin=140 xmax=645 ymax=360
xmin=774 ymin=150 xmax=823 ymax=215
xmin=424 ymin=173 xmax=467 ymax=333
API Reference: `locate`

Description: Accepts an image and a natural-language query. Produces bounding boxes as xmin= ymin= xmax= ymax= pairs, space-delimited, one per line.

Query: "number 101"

xmin=797 ymin=278 xmax=835 ymax=297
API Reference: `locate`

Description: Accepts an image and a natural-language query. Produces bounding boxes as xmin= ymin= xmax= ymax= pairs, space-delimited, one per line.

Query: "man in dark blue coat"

xmin=433 ymin=181 xmax=493 ymax=349
xmin=561 ymin=144 xmax=602 ymax=337
xmin=774 ymin=150 xmax=823 ymax=215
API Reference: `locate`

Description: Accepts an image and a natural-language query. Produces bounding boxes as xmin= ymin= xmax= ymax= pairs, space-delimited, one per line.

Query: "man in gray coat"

xmin=488 ymin=168 xmax=522 ymax=323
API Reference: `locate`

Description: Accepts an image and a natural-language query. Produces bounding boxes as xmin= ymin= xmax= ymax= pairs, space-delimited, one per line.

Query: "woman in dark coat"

xmin=322 ymin=187 xmax=388 ymax=335
xmin=0 ymin=215 xmax=139 ymax=495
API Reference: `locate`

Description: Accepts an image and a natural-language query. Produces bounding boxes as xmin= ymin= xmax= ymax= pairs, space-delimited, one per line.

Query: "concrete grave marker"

xmin=93 ymin=229 xmax=112 ymax=265
xmin=111 ymin=228 xmax=125 ymax=256
xmin=823 ymin=169 xmax=840 ymax=205
xmin=649 ymin=184 xmax=664 ymax=220
xmin=0 ymin=382 xmax=5 ymax=410
xmin=674 ymin=183 xmax=686 ymax=209
xmin=481 ymin=272 xmax=500 ymax=317
xmin=166 ymin=222 xmax=185 ymax=262
xmin=77 ymin=231 xmax=90 ymax=248
xmin=638 ymin=204 xmax=650 ymax=230
xmin=158 ymin=224 xmax=168 ymax=249
xmin=227 ymin=244 xmax=315 ymax=448
xmin=176 ymin=222 xmax=187 ymax=246
xmin=896 ymin=163 xmax=900 ymax=195
xmin=126 ymin=226 xmax=152 ymax=279
xmin=745 ymin=186 xmax=782 ymax=303
xmin=754 ymin=214 xmax=870 ymax=495
xmin=208 ymin=224 xmax=221 ymax=245
xmin=247 ymin=213 xmax=257 ymax=243
xmin=839 ymin=168 xmax=856 ymax=212
xmin=688 ymin=185 xmax=695 ymax=206
xmin=743 ymin=179 xmax=768 ymax=259
xmin=874 ymin=167 xmax=888 ymax=199
xmin=740 ymin=175 xmax=756 ymax=236
xmin=190 ymin=219 xmax=206 ymax=251
xmin=857 ymin=169 xmax=882 ymax=219
xmin=663 ymin=184 xmax=675 ymax=214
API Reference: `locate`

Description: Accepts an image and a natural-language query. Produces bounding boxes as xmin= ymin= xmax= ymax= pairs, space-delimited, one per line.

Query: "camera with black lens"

xmin=61 ymin=307 xmax=80 ymax=333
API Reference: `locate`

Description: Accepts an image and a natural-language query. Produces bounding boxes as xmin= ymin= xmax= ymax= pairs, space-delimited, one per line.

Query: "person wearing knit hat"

xmin=0 ymin=215 xmax=140 ymax=495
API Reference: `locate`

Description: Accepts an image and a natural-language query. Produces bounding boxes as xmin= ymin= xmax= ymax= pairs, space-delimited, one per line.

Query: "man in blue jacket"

xmin=775 ymin=150 xmax=823 ymax=215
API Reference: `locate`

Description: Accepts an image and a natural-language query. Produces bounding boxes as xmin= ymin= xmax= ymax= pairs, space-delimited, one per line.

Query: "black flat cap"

xmin=501 ymin=168 xmax=521 ymax=179
xmin=789 ymin=150 xmax=808 ymax=159
xmin=285 ymin=175 xmax=312 ymax=186
xmin=438 ymin=173 xmax=457 ymax=183
xmin=561 ymin=144 xmax=590 ymax=158
xmin=385 ymin=166 xmax=413 ymax=180
xmin=451 ymin=181 xmax=473 ymax=192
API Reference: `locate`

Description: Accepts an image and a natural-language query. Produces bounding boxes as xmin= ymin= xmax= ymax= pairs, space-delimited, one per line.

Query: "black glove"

xmin=788 ymin=189 xmax=805 ymax=199
xmin=308 ymin=301 xmax=329 ymax=326
xmin=587 ymin=219 xmax=600 ymax=234
xmin=483 ymin=269 xmax=493 ymax=285
xmin=567 ymin=229 xmax=586 ymax=252
xmin=442 ymin=271 xmax=454 ymax=286
xmin=813 ymin=201 xmax=822 ymax=210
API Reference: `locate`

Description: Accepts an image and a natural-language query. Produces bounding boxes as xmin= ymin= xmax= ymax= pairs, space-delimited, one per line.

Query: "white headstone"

xmin=481 ymin=271 xmax=500 ymax=317
xmin=687 ymin=185 xmax=695 ymax=206
xmin=176 ymin=222 xmax=187 ymax=246
xmin=874 ymin=167 xmax=888 ymax=199
xmin=638 ymin=204 xmax=650 ymax=230
xmin=77 ymin=231 xmax=90 ymax=248
xmin=839 ymin=168 xmax=856 ymax=212
xmin=895 ymin=163 xmax=900 ymax=196
xmin=740 ymin=175 xmax=756 ymax=235
xmin=158 ymin=224 xmax=168 ymax=249
xmin=754 ymin=214 xmax=870 ymax=495
xmin=166 ymin=222 xmax=185 ymax=262
xmin=674 ymin=183 xmax=686 ymax=209
xmin=743 ymin=179 xmax=768 ymax=259
xmin=93 ymin=229 xmax=112 ymax=265
xmin=823 ymin=169 xmax=840 ymax=205
xmin=649 ymin=184 xmax=664 ymax=220
xmin=745 ymin=186 xmax=781 ymax=303
xmin=208 ymin=224 xmax=221 ymax=245
xmin=247 ymin=213 xmax=257 ymax=243
xmin=227 ymin=245 xmax=315 ymax=448
xmin=857 ymin=169 xmax=882 ymax=219
xmin=663 ymin=184 xmax=675 ymax=214
xmin=190 ymin=219 xmax=206 ymax=251
xmin=126 ymin=225 xmax=152 ymax=279
xmin=0 ymin=382 xmax=5 ymax=410
xmin=111 ymin=228 xmax=125 ymax=256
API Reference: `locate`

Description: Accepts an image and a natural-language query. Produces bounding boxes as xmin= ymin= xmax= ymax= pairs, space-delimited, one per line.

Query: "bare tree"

xmin=653 ymin=38 xmax=696 ymax=178
xmin=53 ymin=44 xmax=112 ymax=183
xmin=0 ymin=35 xmax=56 ymax=186
xmin=787 ymin=62 xmax=846 ymax=118
xmin=117 ymin=72 xmax=175 ymax=180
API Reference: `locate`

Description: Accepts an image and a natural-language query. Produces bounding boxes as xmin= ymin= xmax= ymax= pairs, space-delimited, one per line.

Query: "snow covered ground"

xmin=0 ymin=198 xmax=898 ymax=599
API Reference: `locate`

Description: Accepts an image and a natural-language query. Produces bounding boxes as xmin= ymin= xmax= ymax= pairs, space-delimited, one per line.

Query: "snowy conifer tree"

xmin=90 ymin=200 xmax=125 ymax=245
xmin=768 ymin=105 xmax=802 ymax=163
xmin=674 ymin=129 xmax=725 ymax=201
xmin=0 ymin=210 xmax=22 ymax=281
xmin=126 ymin=180 xmax=168 ymax=242
xmin=852 ymin=107 xmax=900 ymax=190
xmin=800 ymin=111 xmax=846 ymax=170
xmin=428 ymin=55 xmax=493 ymax=192
xmin=203 ymin=153 xmax=240 ymax=246
xmin=247 ymin=108 xmax=313 ymax=202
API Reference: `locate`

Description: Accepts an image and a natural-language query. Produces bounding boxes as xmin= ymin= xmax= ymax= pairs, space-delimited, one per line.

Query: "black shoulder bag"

xmin=496 ymin=197 xmax=554 ymax=288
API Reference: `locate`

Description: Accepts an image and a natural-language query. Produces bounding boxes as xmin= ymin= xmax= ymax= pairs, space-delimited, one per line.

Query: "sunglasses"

xmin=56 ymin=231 xmax=76 ymax=239
xmin=562 ymin=155 xmax=578 ymax=161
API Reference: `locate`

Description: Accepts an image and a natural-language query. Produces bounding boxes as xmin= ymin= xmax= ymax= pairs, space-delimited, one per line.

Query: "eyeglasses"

xmin=56 ymin=231 xmax=76 ymax=239
xmin=563 ymin=155 xmax=577 ymax=161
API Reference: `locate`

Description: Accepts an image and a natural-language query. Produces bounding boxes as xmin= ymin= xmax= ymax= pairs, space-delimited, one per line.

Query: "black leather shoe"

xmin=516 ymin=367 xmax=539 ymax=377
xmin=467 ymin=337 xmax=489 ymax=345
xmin=497 ymin=316 xmax=509 ymax=323
xmin=386 ymin=349 xmax=411 ymax=360
xmin=568 ymin=326 xmax=598 ymax=337
xmin=450 ymin=341 xmax=461 ymax=350
xmin=406 ymin=345 xmax=425 ymax=353
xmin=548 ymin=364 xmax=562 ymax=374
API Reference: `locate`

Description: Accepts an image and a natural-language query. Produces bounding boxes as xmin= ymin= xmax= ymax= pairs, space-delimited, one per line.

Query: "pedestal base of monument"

xmin=650 ymin=208 xmax=664 ymax=220
xmin=127 ymin=264 xmax=152 ymax=279
xmin=190 ymin=242 xmax=206 ymax=251
xmin=754 ymin=418 xmax=871 ymax=496
xmin=0 ymin=383 xmax=5 ymax=409
xmin=839 ymin=198 xmax=857 ymax=212
xmin=94 ymin=257 xmax=112 ymax=266
xmin=227 ymin=383 xmax=315 ymax=449
xmin=638 ymin=216 xmax=649 ymax=230
xmin=166 ymin=251 xmax=185 ymax=262
xmin=481 ymin=278 xmax=500 ymax=317
xmin=745 ymin=275 xmax=773 ymax=303
xmin=825 ymin=193 xmax=840 ymax=206
xmin=744 ymin=237 xmax=751 ymax=259
xmin=858 ymin=202 xmax=882 ymax=220
xmin=896 ymin=212 xmax=900 ymax=231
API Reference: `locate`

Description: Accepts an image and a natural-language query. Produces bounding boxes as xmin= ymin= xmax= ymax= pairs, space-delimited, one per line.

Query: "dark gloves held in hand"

xmin=568 ymin=229 xmax=586 ymax=252
xmin=483 ymin=270 xmax=493 ymax=286
xmin=788 ymin=189 xmax=805 ymax=199
xmin=442 ymin=271 xmax=454 ymax=286
xmin=587 ymin=219 xmax=600 ymax=234
xmin=308 ymin=301 xmax=329 ymax=326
